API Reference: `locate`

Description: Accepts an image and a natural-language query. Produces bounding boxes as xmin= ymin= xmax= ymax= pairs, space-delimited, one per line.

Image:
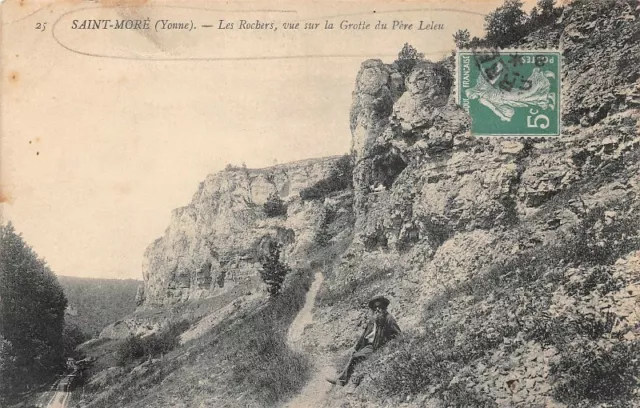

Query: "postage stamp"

xmin=457 ymin=49 xmax=561 ymax=137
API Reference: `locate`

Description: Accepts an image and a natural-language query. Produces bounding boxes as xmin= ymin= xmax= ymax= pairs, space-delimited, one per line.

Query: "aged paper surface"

xmin=2 ymin=0 xmax=640 ymax=407
xmin=1 ymin=0 xmax=496 ymax=280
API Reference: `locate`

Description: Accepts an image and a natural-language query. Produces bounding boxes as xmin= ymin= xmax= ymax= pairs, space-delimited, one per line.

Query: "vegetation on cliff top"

xmin=454 ymin=0 xmax=563 ymax=48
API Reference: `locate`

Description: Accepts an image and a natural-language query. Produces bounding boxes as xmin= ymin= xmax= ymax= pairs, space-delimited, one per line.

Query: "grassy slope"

xmin=76 ymin=189 xmax=355 ymax=408
xmin=76 ymin=271 xmax=313 ymax=408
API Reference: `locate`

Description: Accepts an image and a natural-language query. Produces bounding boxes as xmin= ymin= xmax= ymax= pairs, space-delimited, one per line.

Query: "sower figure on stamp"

xmin=326 ymin=295 xmax=401 ymax=386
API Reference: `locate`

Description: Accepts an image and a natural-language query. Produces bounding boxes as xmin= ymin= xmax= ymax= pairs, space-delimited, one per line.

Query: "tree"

xmin=453 ymin=29 xmax=471 ymax=48
xmin=62 ymin=322 xmax=88 ymax=358
xmin=395 ymin=43 xmax=425 ymax=76
xmin=528 ymin=0 xmax=558 ymax=30
xmin=263 ymin=192 xmax=287 ymax=217
xmin=315 ymin=207 xmax=334 ymax=247
xmin=484 ymin=0 xmax=528 ymax=47
xmin=538 ymin=0 xmax=556 ymax=18
xmin=259 ymin=241 xmax=290 ymax=297
xmin=0 ymin=223 xmax=67 ymax=400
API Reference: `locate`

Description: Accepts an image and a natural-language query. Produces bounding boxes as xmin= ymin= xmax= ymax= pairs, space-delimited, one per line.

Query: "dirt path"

xmin=46 ymin=390 xmax=71 ymax=408
xmin=41 ymin=380 xmax=70 ymax=408
xmin=285 ymin=271 xmax=335 ymax=408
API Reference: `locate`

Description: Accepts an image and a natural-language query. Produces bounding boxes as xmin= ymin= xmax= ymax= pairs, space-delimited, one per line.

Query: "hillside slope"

xmin=304 ymin=1 xmax=640 ymax=407
xmin=78 ymin=1 xmax=640 ymax=408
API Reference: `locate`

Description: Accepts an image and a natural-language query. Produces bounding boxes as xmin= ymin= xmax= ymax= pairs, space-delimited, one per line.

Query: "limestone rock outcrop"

xmin=140 ymin=157 xmax=340 ymax=306
xmin=308 ymin=2 xmax=640 ymax=407
xmin=127 ymin=1 xmax=640 ymax=406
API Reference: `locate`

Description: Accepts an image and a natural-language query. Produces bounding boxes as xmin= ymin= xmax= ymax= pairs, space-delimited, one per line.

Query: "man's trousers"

xmin=337 ymin=345 xmax=374 ymax=385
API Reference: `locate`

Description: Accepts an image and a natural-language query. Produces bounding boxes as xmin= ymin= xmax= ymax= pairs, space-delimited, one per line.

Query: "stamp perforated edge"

xmin=454 ymin=47 xmax=563 ymax=139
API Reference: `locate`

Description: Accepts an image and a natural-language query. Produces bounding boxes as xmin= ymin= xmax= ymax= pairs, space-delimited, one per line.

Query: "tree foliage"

xmin=453 ymin=29 xmax=471 ymax=48
xmin=528 ymin=0 xmax=561 ymax=31
xmin=62 ymin=322 xmax=89 ymax=358
xmin=116 ymin=320 xmax=190 ymax=366
xmin=259 ymin=241 xmax=290 ymax=297
xmin=484 ymin=0 xmax=529 ymax=47
xmin=263 ymin=192 xmax=287 ymax=217
xmin=482 ymin=0 xmax=561 ymax=48
xmin=395 ymin=43 xmax=425 ymax=76
xmin=0 ymin=223 xmax=67 ymax=400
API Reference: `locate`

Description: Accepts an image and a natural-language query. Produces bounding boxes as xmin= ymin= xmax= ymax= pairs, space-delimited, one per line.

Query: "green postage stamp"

xmin=457 ymin=50 xmax=561 ymax=137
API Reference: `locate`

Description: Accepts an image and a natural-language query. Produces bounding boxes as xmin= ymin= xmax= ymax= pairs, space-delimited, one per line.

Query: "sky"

xmin=0 ymin=0 xmax=527 ymax=279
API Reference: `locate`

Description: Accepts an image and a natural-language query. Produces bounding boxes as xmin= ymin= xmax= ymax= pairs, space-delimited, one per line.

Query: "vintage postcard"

xmin=1 ymin=0 xmax=639 ymax=407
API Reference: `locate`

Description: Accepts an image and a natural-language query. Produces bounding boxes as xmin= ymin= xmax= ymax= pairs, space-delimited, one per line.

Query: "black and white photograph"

xmin=1 ymin=0 xmax=639 ymax=406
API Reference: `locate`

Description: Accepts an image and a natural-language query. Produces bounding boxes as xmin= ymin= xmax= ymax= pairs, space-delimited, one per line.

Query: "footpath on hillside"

xmin=285 ymin=271 xmax=336 ymax=408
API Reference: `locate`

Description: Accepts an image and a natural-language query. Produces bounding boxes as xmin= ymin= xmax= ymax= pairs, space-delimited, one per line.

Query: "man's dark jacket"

xmin=354 ymin=312 xmax=401 ymax=351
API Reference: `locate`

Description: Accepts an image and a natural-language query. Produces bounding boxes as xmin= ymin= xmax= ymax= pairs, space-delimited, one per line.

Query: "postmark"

xmin=457 ymin=49 xmax=561 ymax=137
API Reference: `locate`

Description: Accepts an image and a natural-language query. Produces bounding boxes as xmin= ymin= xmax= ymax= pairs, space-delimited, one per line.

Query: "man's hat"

xmin=368 ymin=295 xmax=390 ymax=310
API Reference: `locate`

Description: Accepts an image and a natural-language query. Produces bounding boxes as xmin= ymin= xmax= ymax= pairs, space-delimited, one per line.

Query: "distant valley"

xmin=58 ymin=276 xmax=141 ymax=338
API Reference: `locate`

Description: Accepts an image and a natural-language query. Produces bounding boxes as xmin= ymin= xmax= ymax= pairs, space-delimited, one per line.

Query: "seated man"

xmin=327 ymin=295 xmax=401 ymax=386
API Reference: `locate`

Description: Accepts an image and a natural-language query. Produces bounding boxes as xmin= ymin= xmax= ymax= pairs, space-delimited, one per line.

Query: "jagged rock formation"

xmin=140 ymin=157 xmax=340 ymax=306
xmin=305 ymin=1 xmax=640 ymax=407
xmin=336 ymin=0 xmax=640 ymax=273
xmin=116 ymin=1 xmax=640 ymax=407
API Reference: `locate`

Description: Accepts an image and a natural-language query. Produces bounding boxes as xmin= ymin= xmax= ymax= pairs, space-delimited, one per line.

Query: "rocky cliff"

xmin=140 ymin=157 xmax=341 ymax=306
xmin=115 ymin=1 xmax=640 ymax=407
xmin=302 ymin=1 xmax=640 ymax=407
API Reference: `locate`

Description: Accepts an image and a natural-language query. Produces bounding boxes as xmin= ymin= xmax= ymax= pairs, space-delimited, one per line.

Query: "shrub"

xmin=259 ymin=241 xmax=291 ymax=297
xmin=363 ymin=324 xmax=499 ymax=404
xmin=395 ymin=43 xmax=424 ymax=76
xmin=453 ymin=29 xmax=471 ymax=48
xmin=366 ymin=331 xmax=457 ymax=397
xmin=551 ymin=339 xmax=640 ymax=404
xmin=117 ymin=336 xmax=145 ymax=366
xmin=441 ymin=383 xmax=499 ymax=408
xmin=116 ymin=320 xmax=190 ymax=366
xmin=263 ymin=192 xmax=287 ymax=217
xmin=230 ymin=331 xmax=311 ymax=405
xmin=564 ymin=266 xmax=623 ymax=297
xmin=563 ymin=206 xmax=640 ymax=267
xmin=300 ymin=155 xmax=354 ymax=201
xmin=317 ymin=253 xmax=401 ymax=307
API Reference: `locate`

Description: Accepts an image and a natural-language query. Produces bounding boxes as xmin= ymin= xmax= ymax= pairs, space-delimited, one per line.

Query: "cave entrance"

xmin=373 ymin=152 xmax=408 ymax=189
